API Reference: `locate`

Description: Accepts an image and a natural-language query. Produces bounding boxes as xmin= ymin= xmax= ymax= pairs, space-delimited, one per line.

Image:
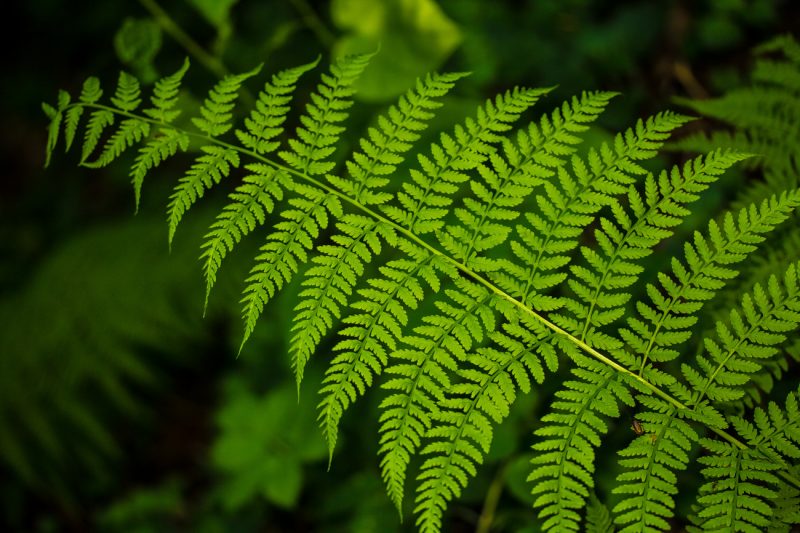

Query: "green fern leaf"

xmin=317 ymin=239 xmax=454 ymax=462
xmin=555 ymin=149 xmax=750 ymax=351
xmin=41 ymin=50 xmax=800 ymax=533
xmin=143 ymin=58 xmax=190 ymax=124
xmin=192 ymin=65 xmax=261 ymax=137
xmin=291 ymin=71 xmax=464 ymax=390
xmin=414 ymin=312 xmax=556 ymax=532
xmin=380 ymin=278 xmax=496 ymax=514
xmin=239 ymin=184 xmax=342 ymax=350
xmin=612 ymin=395 xmax=698 ymax=532
xmin=673 ymin=34 xmax=800 ymax=205
xmin=731 ymin=384 xmax=800 ymax=466
xmin=201 ymin=164 xmax=292 ymax=308
xmin=63 ymin=106 xmax=83 ymax=153
xmin=80 ymin=110 xmax=115 ymax=164
xmin=236 ymin=54 xmax=371 ymax=349
xmin=694 ymin=438 xmax=780 ymax=532
xmin=110 ymin=71 xmax=142 ymax=112
xmin=440 ymin=90 xmax=617 ymax=270
xmin=130 ymin=128 xmax=190 ymax=212
xmin=625 ymin=188 xmax=800 ymax=382
xmin=383 ymin=87 xmax=545 ymax=234
xmin=62 ymin=79 xmax=102 ymax=153
xmin=167 ymin=146 xmax=240 ymax=245
xmin=279 ymin=52 xmax=372 ymax=175
xmin=290 ymin=215 xmax=396 ymax=387
xmin=235 ymin=58 xmax=319 ymax=155
xmin=329 ymin=71 xmax=468 ymax=205
xmin=43 ymin=107 xmax=62 ymax=168
xmin=686 ymin=261 xmax=800 ymax=406
xmin=768 ymin=475 xmax=800 ymax=531
xmin=587 ymin=493 xmax=615 ymax=533
xmin=83 ymin=118 xmax=150 ymax=168
xmin=496 ymin=111 xmax=692 ymax=310
xmin=528 ymin=346 xmax=635 ymax=533
xmin=199 ymin=59 xmax=322 ymax=307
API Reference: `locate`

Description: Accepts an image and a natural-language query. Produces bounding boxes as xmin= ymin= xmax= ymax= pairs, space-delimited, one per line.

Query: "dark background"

xmin=1 ymin=0 xmax=798 ymax=531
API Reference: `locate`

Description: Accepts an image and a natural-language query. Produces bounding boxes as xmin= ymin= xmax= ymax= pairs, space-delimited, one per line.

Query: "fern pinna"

xmin=44 ymin=41 xmax=800 ymax=532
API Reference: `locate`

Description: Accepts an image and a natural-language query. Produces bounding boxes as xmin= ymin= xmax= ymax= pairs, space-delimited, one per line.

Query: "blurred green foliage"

xmin=211 ymin=377 xmax=327 ymax=510
xmin=332 ymin=0 xmax=461 ymax=102
xmin=2 ymin=0 xmax=798 ymax=531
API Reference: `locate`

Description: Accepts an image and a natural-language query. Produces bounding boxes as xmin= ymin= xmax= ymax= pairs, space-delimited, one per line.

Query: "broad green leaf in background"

xmin=97 ymin=480 xmax=184 ymax=533
xmin=331 ymin=0 xmax=461 ymax=101
xmin=187 ymin=0 xmax=238 ymax=55
xmin=211 ymin=379 xmax=327 ymax=510
xmin=188 ymin=0 xmax=238 ymax=28
xmin=114 ymin=17 xmax=163 ymax=84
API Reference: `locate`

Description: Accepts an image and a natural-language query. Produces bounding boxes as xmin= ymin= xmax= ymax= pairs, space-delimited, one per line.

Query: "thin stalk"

xmin=138 ymin=0 xmax=228 ymax=79
xmin=289 ymin=0 xmax=336 ymax=48
xmin=476 ymin=462 xmax=508 ymax=533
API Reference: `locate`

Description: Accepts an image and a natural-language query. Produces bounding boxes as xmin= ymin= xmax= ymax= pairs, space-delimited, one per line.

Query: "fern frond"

xmin=110 ymin=71 xmax=142 ymax=112
xmin=731 ymin=384 xmax=800 ymax=466
xmin=62 ymin=78 xmax=103 ymax=154
xmin=383 ymin=86 xmax=544 ymax=234
xmin=199 ymin=60 xmax=320 ymax=305
xmin=43 ymin=90 xmax=70 ymax=167
xmin=43 ymin=51 xmax=800 ymax=533
xmin=626 ymin=188 xmax=800 ymax=381
xmin=236 ymin=53 xmax=372 ymax=348
xmin=555 ymin=150 xmax=750 ymax=351
xmin=290 ymin=215 xmax=396 ymax=387
xmin=497 ymin=111 xmax=692 ymax=310
xmin=328 ymin=71 xmax=468 ymax=206
xmin=165 ymin=67 xmax=261 ymax=243
xmin=379 ymin=278 xmax=496 ymax=513
xmin=768 ymin=474 xmax=800 ymax=531
xmin=292 ymin=71 xmax=465 ymax=389
xmin=612 ymin=395 xmax=698 ymax=532
xmin=439 ymin=91 xmax=618 ymax=270
xmin=727 ymin=386 xmax=800 ymax=530
xmin=63 ymin=105 xmax=83 ymax=153
xmin=686 ymin=261 xmax=800 ymax=406
xmin=79 ymin=110 xmax=115 ymax=164
xmin=528 ymin=346 xmax=635 ymax=532
xmin=143 ymin=58 xmax=190 ymax=124
xmin=414 ymin=312 xmax=556 ymax=532
xmin=673 ymin=34 xmax=800 ymax=205
xmin=694 ymin=438 xmax=780 ymax=532
xmin=279 ymin=53 xmax=372 ymax=176
xmin=167 ymin=146 xmax=240 ymax=246
xmin=235 ymin=58 xmax=319 ymax=155
xmin=614 ymin=253 xmax=800 ymax=531
xmin=191 ymin=65 xmax=261 ymax=137
xmin=317 ymin=239 xmax=454 ymax=461
xmin=239 ymin=184 xmax=342 ymax=350
xmin=130 ymin=128 xmax=190 ymax=212
xmin=316 ymin=90 xmax=614 ymax=463
xmin=83 ymin=117 xmax=150 ymax=168
xmin=124 ymin=60 xmax=193 ymax=209
xmin=586 ymin=493 xmax=615 ymax=533
xmin=200 ymin=164 xmax=291 ymax=308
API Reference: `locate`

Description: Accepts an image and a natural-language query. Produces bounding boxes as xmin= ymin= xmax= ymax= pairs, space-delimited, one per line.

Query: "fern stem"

xmin=476 ymin=461 xmax=508 ymax=533
xmin=138 ymin=0 xmax=228 ymax=80
xmin=67 ymin=101 xmax=800 ymax=490
xmin=288 ymin=0 xmax=336 ymax=48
